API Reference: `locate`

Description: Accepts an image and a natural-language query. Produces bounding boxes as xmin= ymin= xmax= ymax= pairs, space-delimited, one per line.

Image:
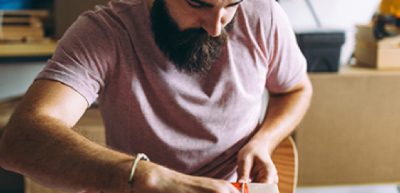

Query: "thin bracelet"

xmin=128 ymin=153 xmax=150 ymax=186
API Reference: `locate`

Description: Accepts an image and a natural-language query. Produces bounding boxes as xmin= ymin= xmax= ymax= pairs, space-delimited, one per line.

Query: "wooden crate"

xmin=355 ymin=24 xmax=400 ymax=70
xmin=0 ymin=39 xmax=57 ymax=57
xmin=0 ymin=10 xmax=48 ymax=42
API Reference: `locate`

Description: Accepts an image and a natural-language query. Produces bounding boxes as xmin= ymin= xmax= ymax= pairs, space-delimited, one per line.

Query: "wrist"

xmin=248 ymin=133 xmax=277 ymax=154
xmin=97 ymin=155 xmax=153 ymax=193
xmin=128 ymin=154 xmax=150 ymax=187
xmin=126 ymin=154 xmax=163 ymax=193
xmin=133 ymin=161 xmax=187 ymax=193
xmin=129 ymin=159 xmax=176 ymax=193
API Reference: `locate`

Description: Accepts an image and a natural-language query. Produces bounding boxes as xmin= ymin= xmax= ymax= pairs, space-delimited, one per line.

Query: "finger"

xmin=236 ymin=156 xmax=252 ymax=183
xmin=252 ymin=159 xmax=278 ymax=183
xmin=253 ymin=169 xmax=268 ymax=183
xmin=265 ymin=165 xmax=279 ymax=184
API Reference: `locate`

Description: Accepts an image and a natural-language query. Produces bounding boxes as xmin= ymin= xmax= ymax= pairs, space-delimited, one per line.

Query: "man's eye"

xmin=225 ymin=4 xmax=238 ymax=9
xmin=227 ymin=3 xmax=239 ymax=8
xmin=186 ymin=0 xmax=213 ymax=8
xmin=226 ymin=1 xmax=243 ymax=8
xmin=187 ymin=0 xmax=201 ymax=7
xmin=187 ymin=0 xmax=202 ymax=8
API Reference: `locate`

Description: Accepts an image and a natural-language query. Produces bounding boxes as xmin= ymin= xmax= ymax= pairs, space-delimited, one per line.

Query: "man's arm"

xmin=0 ymin=80 xmax=240 ymax=193
xmin=237 ymin=75 xmax=313 ymax=183
xmin=0 ymin=80 xmax=134 ymax=192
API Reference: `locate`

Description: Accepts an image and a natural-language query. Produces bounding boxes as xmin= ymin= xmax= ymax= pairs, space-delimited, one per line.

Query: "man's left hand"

xmin=236 ymin=140 xmax=278 ymax=184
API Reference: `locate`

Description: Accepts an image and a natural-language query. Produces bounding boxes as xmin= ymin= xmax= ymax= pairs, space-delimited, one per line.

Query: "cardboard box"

xmin=296 ymin=66 xmax=400 ymax=186
xmin=296 ymin=29 xmax=345 ymax=72
xmin=355 ymin=24 xmax=400 ymax=70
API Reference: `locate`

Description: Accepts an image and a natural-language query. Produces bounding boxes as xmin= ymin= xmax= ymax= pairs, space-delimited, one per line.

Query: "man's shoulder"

xmin=106 ymin=0 xmax=145 ymax=13
xmin=234 ymin=0 xmax=276 ymax=39
xmin=72 ymin=0 xmax=147 ymax=38
xmin=240 ymin=0 xmax=274 ymax=19
xmin=78 ymin=0 xmax=145 ymax=24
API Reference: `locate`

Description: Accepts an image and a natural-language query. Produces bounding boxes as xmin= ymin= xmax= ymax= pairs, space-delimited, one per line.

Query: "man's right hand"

xmin=133 ymin=161 xmax=241 ymax=193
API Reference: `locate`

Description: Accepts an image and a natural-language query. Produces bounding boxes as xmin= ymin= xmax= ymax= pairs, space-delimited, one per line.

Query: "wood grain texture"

xmin=0 ymin=40 xmax=57 ymax=57
xmin=272 ymin=137 xmax=298 ymax=193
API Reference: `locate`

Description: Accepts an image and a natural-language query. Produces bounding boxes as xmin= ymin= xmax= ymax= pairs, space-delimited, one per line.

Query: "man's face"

xmin=150 ymin=0 xmax=243 ymax=73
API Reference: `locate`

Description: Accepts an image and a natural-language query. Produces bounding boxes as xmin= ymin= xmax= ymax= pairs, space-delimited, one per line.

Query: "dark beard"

xmin=150 ymin=0 xmax=234 ymax=73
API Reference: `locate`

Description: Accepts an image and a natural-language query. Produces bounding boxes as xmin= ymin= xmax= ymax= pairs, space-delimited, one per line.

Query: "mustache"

xmin=174 ymin=28 xmax=206 ymax=47
xmin=175 ymin=27 xmax=230 ymax=45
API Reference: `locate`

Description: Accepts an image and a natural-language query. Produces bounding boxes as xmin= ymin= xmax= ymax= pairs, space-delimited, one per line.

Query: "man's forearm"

xmin=0 ymin=112 xmax=243 ymax=193
xmin=251 ymin=77 xmax=313 ymax=154
xmin=0 ymin=112 xmax=133 ymax=193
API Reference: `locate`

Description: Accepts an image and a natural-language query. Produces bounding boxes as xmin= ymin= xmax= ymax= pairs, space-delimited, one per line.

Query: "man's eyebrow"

xmin=187 ymin=0 xmax=244 ymax=8
xmin=188 ymin=0 xmax=214 ymax=8
xmin=227 ymin=0 xmax=244 ymax=7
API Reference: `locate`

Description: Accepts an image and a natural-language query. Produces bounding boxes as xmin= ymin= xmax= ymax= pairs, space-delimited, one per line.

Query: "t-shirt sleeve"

xmin=265 ymin=1 xmax=307 ymax=93
xmin=36 ymin=11 xmax=115 ymax=105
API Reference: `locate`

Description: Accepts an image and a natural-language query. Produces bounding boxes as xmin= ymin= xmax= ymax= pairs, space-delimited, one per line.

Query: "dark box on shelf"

xmin=0 ymin=167 xmax=24 ymax=193
xmin=296 ymin=29 xmax=345 ymax=72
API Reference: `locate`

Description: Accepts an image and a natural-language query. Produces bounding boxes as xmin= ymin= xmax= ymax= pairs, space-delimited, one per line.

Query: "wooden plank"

xmin=0 ymin=10 xmax=46 ymax=41
xmin=1 ymin=10 xmax=49 ymax=18
xmin=0 ymin=26 xmax=44 ymax=41
xmin=0 ymin=26 xmax=43 ymax=34
xmin=1 ymin=18 xmax=42 ymax=27
xmin=1 ymin=17 xmax=31 ymax=24
xmin=29 ymin=17 xmax=43 ymax=27
xmin=0 ymin=40 xmax=57 ymax=57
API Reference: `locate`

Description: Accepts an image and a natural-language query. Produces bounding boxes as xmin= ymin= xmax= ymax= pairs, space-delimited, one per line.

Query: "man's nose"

xmin=202 ymin=9 xmax=225 ymax=37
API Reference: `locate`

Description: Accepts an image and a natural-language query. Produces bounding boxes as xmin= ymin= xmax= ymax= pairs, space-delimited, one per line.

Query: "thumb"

xmin=266 ymin=164 xmax=279 ymax=184
xmin=237 ymin=156 xmax=252 ymax=183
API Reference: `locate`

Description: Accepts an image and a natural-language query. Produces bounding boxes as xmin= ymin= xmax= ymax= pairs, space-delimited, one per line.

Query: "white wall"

xmin=279 ymin=0 xmax=381 ymax=64
xmin=0 ymin=62 xmax=45 ymax=100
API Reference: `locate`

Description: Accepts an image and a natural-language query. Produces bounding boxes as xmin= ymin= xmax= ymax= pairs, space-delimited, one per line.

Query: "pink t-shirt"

xmin=36 ymin=0 xmax=306 ymax=181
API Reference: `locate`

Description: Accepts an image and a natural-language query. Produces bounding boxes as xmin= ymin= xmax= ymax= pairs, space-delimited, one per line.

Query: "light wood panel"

xmin=0 ymin=40 xmax=57 ymax=57
xmin=272 ymin=137 xmax=298 ymax=193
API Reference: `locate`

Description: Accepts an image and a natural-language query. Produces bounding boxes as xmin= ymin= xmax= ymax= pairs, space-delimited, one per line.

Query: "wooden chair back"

xmin=271 ymin=137 xmax=298 ymax=193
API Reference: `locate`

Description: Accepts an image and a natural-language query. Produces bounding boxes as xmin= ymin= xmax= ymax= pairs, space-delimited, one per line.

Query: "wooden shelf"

xmin=0 ymin=40 xmax=57 ymax=57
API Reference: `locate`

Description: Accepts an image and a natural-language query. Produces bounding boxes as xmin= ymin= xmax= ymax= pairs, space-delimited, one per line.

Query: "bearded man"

xmin=0 ymin=0 xmax=312 ymax=192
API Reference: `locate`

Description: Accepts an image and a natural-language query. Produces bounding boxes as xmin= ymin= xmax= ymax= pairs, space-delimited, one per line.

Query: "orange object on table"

xmin=231 ymin=182 xmax=249 ymax=193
